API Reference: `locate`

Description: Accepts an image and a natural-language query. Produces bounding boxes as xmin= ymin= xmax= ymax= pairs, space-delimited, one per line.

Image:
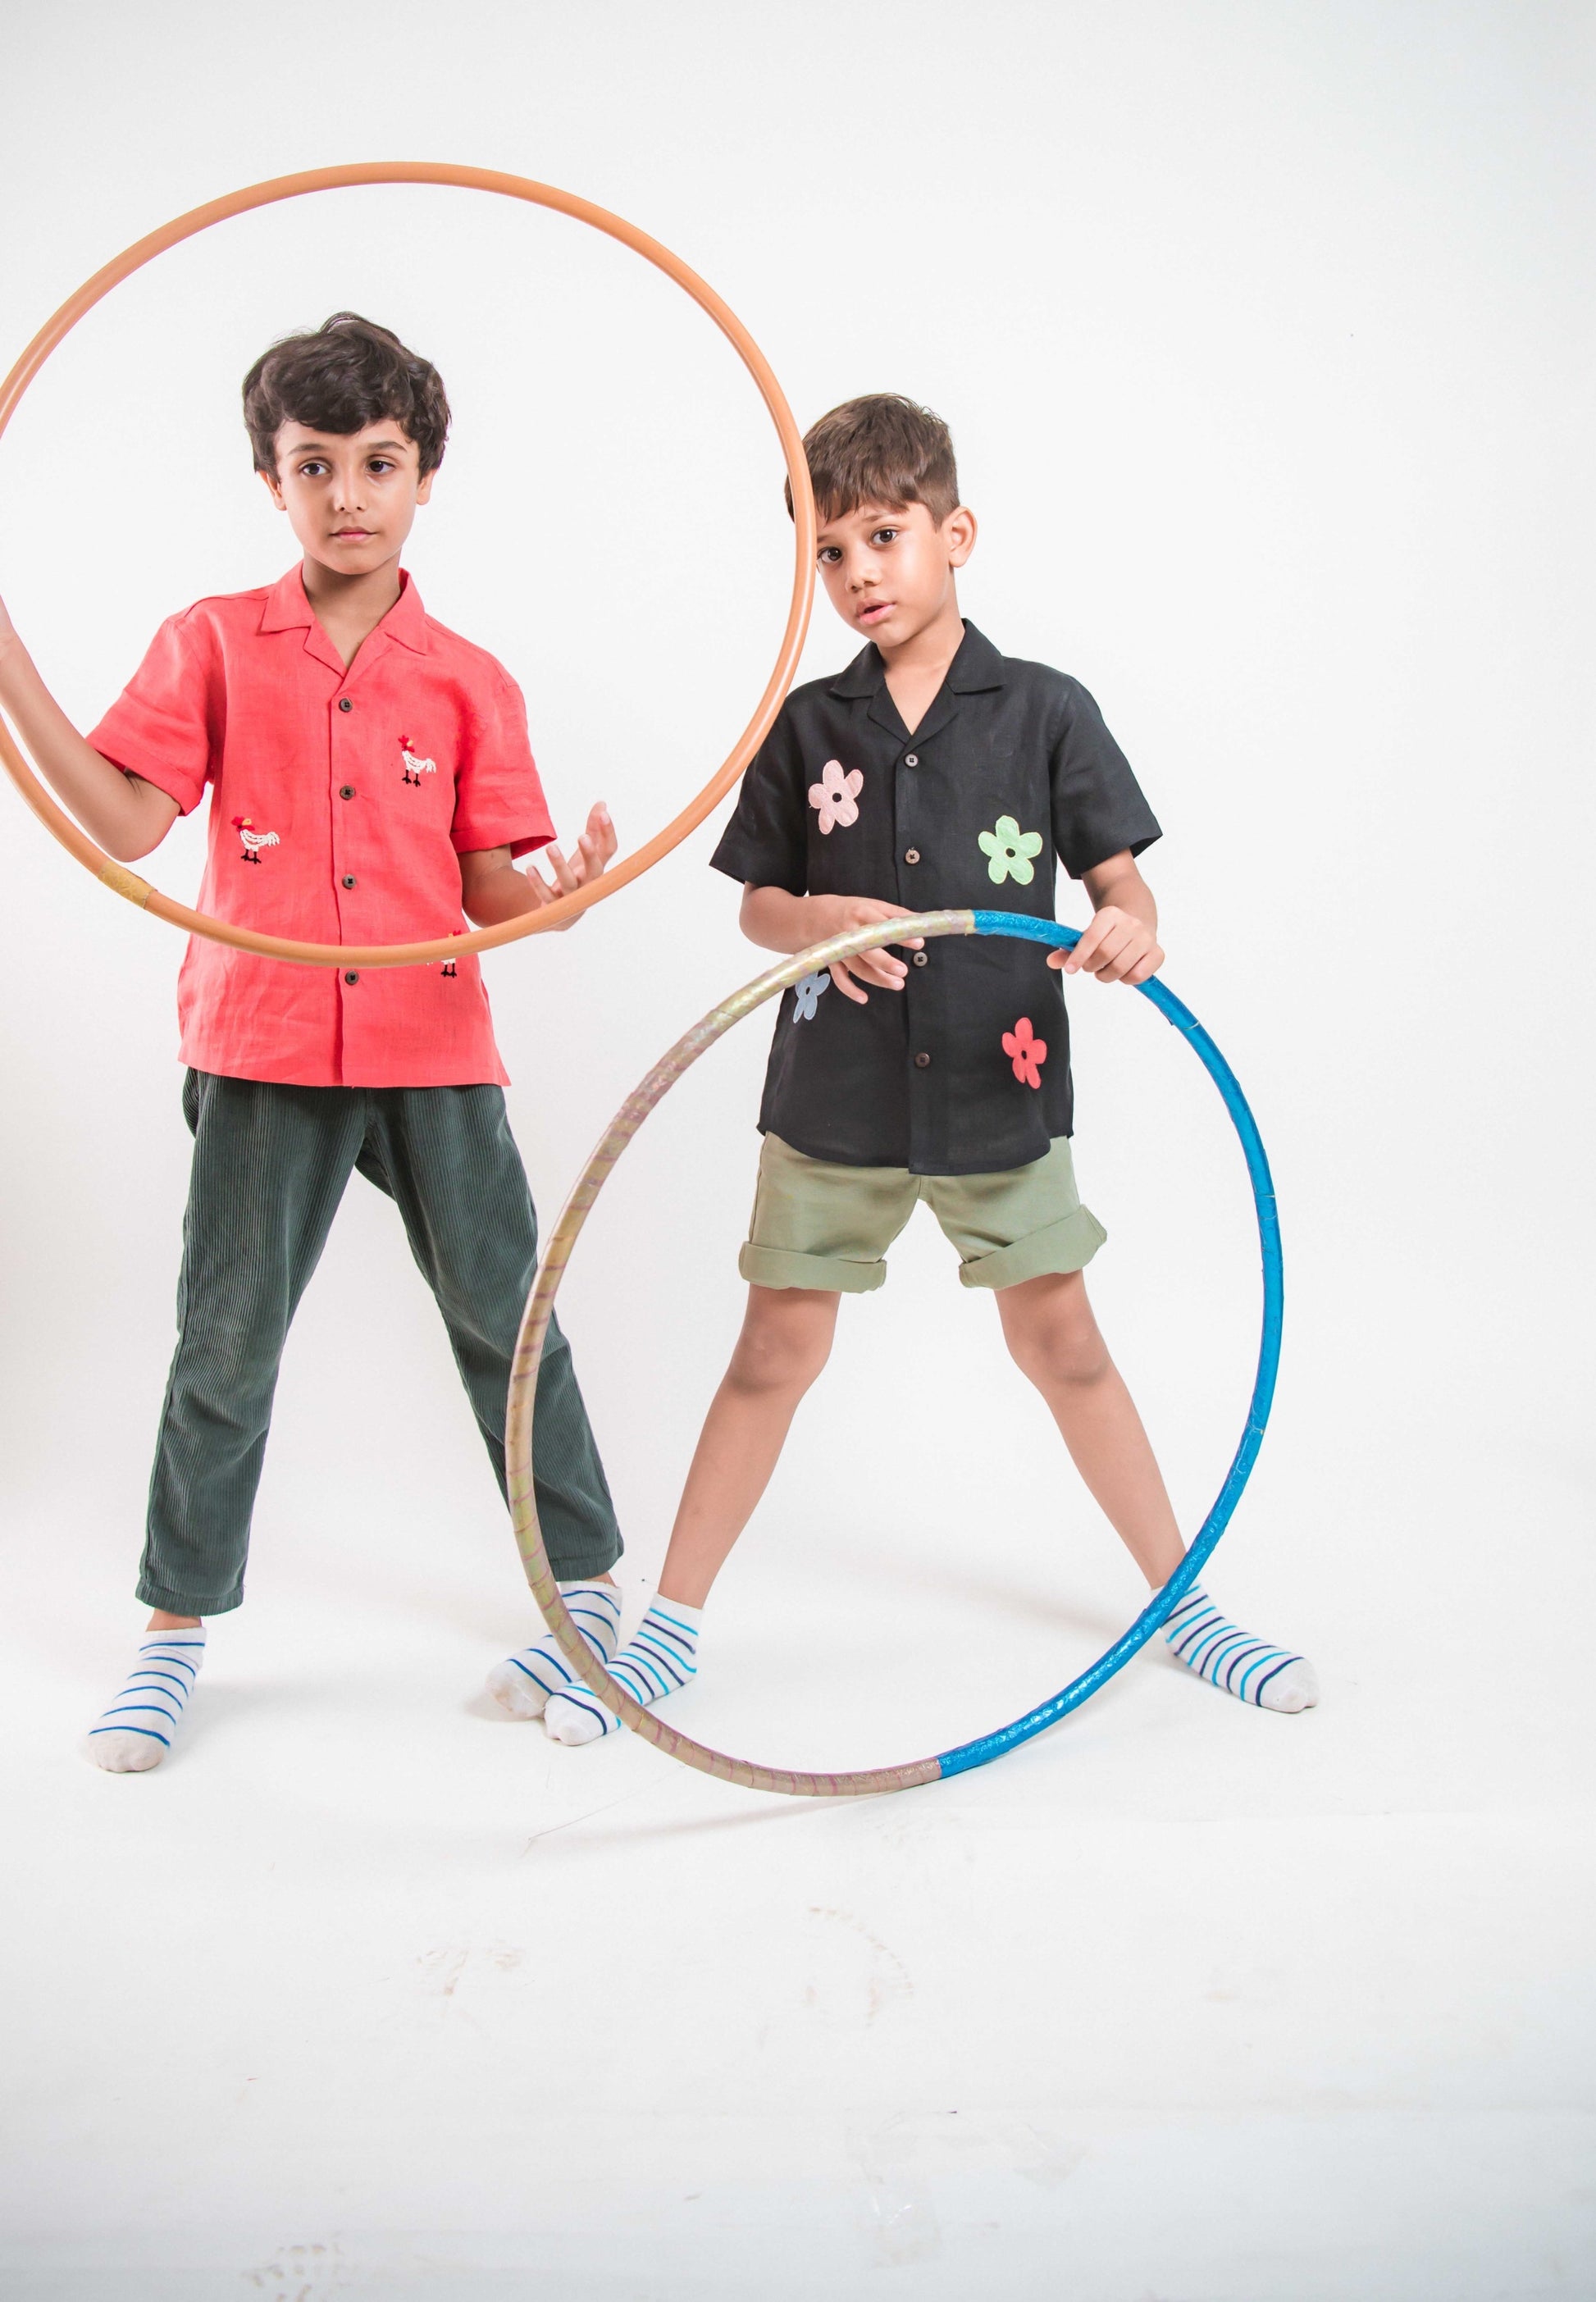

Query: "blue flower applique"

xmin=792 ymin=971 xmax=831 ymax=1022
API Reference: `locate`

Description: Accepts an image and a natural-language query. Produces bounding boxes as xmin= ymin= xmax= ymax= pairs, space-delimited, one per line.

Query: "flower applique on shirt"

xmin=978 ymin=814 xmax=1044 ymax=886
xmin=231 ymin=814 xmax=280 ymax=864
xmin=399 ymin=735 xmax=438 ymax=786
xmin=792 ymin=971 xmax=831 ymax=1022
xmin=808 ymin=758 xmax=863 ymax=835
xmin=1001 ymin=1015 xmax=1047 ymax=1088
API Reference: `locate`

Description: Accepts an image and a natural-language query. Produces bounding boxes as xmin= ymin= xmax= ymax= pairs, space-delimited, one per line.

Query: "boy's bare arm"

xmin=0 ymin=602 xmax=180 ymax=863
xmin=740 ymin=884 xmax=927 ymax=1005
xmin=1051 ymin=850 xmax=1164 ymax=985
xmin=459 ymin=803 xmax=615 ymax=928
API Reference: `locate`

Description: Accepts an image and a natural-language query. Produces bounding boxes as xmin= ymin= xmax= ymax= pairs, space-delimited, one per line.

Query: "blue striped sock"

xmin=486 ymin=1583 xmax=622 ymax=1719
xmin=87 ymin=1625 xmax=207 ymax=1771
xmin=544 ymin=1596 xmax=701 ymax=1746
xmin=1162 ymin=1584 xmax=1318 ymax=1712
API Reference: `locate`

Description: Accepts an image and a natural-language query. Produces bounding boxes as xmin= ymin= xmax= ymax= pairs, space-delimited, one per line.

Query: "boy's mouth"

xmin=331 ymin=526 xmax=374 ymax=541
xmin=857 ymin=599 xmax=894 ymax=625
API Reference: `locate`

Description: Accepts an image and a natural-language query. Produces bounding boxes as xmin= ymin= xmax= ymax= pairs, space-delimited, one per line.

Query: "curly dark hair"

xmin=242 ymin=312 xmax=451 ymax=476
xmin=785 ymin=393 xmax=960 ymax=525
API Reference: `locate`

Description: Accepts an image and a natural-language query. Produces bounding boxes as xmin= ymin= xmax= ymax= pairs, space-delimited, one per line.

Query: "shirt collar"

xmin=258 ymin=565 xmax=430 ymax=654
xmin=827 ymin=619 xmax=1006 ymax=702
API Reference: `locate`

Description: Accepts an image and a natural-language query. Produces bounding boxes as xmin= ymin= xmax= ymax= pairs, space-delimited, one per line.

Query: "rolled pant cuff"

xmin=135 ymin=1575 xmax=243 ymax=1617
xmin=956 ymin=1205 xmax=1108 ymax=1291
xmin=739 ymin=1242 xmax=887 ymax=1294
xmin=542 ymin=1534 xmax=625 ymax=1580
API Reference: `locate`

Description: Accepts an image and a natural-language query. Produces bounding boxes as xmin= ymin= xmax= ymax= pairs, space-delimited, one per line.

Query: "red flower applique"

xmin=1001 ymin=1015 xmax=1047 ymax=1088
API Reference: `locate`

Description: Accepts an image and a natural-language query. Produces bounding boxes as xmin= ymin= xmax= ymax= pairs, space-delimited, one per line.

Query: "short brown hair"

xmin=787 ymin=393 xmax=960 ymax=524
xmin=242 ymin=312 xmax=451 ymax=476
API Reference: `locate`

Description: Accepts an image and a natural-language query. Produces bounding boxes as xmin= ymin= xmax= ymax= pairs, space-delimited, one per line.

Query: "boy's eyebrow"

xmin=287 ymin=435 xmax=413 ymax=454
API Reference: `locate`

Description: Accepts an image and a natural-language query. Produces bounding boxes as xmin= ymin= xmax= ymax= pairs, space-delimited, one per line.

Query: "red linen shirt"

xmin=89 ymin=568 xmax=554 ymax=1087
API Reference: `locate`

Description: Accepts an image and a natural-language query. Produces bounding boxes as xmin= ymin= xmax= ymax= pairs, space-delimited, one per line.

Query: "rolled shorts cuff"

xmin=956 ymin=1203 xmax=1108 ymax=1292
xmin=738 ymin=1242 xmax=888 ymax=1294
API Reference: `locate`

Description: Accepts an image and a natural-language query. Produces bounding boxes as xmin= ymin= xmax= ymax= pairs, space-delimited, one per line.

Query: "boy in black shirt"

xmin=490 ymin=395 xmax=1316 ymax=1739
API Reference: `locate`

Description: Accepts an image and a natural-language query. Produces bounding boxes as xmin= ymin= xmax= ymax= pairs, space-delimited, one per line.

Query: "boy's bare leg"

xmin=541 ymin=1284 xmax=839 ymax=1745
xmin=997 ymin=1268 xmax=1316 ymax=1711
xmin=995 ymin=1270 xmax=1184 ymax=1588
xmin=658 ymin=1284 xmax=841 ymax=1607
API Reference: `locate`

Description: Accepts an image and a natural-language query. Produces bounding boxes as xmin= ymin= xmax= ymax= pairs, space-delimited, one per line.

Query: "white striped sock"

xmin=87 ymin=1625 xmax=207 ymax=1771
xmin=486 ymin=1583 xmax=623 ymax=1719
xmin=1162 ymin=1584 xmax=1317 ymax=1712
xmin=545 ymin=1596 xmax=702 ymax=1746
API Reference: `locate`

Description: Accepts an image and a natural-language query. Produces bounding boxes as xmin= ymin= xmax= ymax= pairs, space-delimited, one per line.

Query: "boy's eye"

xmin=871 ymin=528 xmax=900 ymax=545
xmin=367 ymin=459 xmax=395 ymax=475
xmin=299 ymin=461 xmax=329 ymax=478
xmin=818 ymin=546 xmax=842 ymax=565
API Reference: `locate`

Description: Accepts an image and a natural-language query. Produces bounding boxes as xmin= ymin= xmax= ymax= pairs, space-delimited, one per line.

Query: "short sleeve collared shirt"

xmin=709 ymin=622 xmax=1161 ymax=1176
xmin=89 ymin=567 xmax=554 ymax=1088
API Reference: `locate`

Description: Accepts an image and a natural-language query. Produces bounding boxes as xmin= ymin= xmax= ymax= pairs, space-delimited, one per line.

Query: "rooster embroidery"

xmin=232 ymin=814 xmax=280 ymax=864
xmin=399 ymin=734 xmax=437 ymax=787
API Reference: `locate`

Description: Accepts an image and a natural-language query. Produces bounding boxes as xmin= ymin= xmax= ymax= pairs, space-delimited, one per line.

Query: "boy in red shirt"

xmin=0 ymin=313 xmax=627 ymax=1768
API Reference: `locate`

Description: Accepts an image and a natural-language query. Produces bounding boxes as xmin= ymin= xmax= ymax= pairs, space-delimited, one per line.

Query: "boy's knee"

xmin=727 ymin=1288 xmax=836 ymax=1397
xmin=1001 ymin=1277 xmax=1107 ymax=1388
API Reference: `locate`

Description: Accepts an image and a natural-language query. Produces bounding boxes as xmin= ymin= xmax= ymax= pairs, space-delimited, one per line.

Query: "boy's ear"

xmin=416 ymin=469 xmax=435 ymax=504
xmin=258 ymin=466 xmax=286 ymax=511
xmin=944 ymin=505 xmax=977 ymax=568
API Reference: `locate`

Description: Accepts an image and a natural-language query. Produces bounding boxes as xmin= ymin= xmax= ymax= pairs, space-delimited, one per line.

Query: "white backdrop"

xmin=0 ymin=5 xmax=1592 ymax=2297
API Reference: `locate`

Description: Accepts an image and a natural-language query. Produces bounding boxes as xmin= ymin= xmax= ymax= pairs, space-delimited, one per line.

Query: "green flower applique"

xmin=978 ymin=814 xmax=1044 ymax=887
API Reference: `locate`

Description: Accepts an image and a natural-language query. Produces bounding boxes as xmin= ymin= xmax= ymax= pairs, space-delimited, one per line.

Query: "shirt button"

xmin=905 ymin=848 xmax=921 ymax=865
xmin=904 ymin=752 xmax=919 ymax=768
xmin=339 ymin=785 xmax=355 ymax=800
xmin=338 ymin=697 xmax=353 ymax=713
xmin=344 ymin=970 xmax=359 ymax=986
xmin=914 ymin=1051 xmax=932 ymax=1069
xmin=342 ymin=875 xmax=357 ymax=889
xmin=912 ymin=950 xmax=928 ymax=967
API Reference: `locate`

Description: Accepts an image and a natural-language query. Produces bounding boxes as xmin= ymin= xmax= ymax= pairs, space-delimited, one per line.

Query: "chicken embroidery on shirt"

xmin=232 ymin=815 xmax=280 ymax=864
xmin=399 ymin=735 xmax=438 ymax=787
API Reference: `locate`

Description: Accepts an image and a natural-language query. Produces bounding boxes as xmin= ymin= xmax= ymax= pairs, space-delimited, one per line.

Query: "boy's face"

xmin=815 ymin=498 xmax=975 ymax=650
xmin=261 ymin=419 xmax=433 ymax=577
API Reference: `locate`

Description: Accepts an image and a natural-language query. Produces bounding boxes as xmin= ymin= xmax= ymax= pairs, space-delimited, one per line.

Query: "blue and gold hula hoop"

xmin=504 ymin=907 xmax=1284 ymax=1797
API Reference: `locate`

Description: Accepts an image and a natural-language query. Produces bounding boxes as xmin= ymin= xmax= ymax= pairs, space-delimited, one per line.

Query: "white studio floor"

xmin=1 ymin=1290 xmax=1591 ymax=2302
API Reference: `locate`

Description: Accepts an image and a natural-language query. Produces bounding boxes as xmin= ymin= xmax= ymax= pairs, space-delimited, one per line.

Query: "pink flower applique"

xmin=1001 ymin=1015 xmax=1048 ymax=1089
xmin=807 ymin=757 xmax=863 ymax=834
xmin=232 ymin=814 xmax=280 ymax=864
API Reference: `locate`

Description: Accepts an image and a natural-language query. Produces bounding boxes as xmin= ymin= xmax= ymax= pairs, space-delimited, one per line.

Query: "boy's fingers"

xmin=1083 ymin=923 xmax=1138 ymax=977
xmin=829 ymin=960 xmax=869 ymax=1003
xmin=543 ymin=844 xmax=581 ymax=895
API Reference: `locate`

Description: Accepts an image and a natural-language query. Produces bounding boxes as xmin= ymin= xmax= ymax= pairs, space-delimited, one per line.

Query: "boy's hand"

xmin=809 ymin=895 xmax=925 ymax=1005
xmin=522 ymin=803 xmax=616 ymax=928
xmin=1049 ymin=904 xmax=1163 ymax=986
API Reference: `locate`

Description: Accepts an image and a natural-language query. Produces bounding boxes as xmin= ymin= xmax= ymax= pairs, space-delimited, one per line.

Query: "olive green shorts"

xmin=738 ymin=1132 xmax=1107 ymax=1295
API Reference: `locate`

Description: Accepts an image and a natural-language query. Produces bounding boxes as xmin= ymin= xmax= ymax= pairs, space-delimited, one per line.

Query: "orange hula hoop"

xmin=0 ymin=162 xmax=816 ymax=967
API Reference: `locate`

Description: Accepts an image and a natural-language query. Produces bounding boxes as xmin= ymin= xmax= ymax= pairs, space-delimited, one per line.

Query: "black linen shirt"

xmin=710 ymin=622 xmax=1161 ymax=1176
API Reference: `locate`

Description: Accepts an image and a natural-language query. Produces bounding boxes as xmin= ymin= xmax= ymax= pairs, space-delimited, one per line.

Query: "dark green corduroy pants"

xmin=138 ymin=1071 xmax=622 ymax=1616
